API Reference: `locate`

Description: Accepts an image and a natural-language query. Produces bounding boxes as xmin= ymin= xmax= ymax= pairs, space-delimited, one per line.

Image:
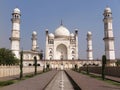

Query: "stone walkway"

xmin=66 ymin=70 xmax=120 ymax=90
xmin=0 ymin=70 xmax=58 ymax=90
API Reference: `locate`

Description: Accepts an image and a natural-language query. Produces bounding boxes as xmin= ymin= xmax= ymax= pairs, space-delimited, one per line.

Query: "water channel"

xmin=45 ymin=70 xmax=79 ymax=90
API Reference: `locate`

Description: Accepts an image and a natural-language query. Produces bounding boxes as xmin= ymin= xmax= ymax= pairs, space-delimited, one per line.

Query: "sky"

xmin=0 ymin=0 xmax=120 ymax=59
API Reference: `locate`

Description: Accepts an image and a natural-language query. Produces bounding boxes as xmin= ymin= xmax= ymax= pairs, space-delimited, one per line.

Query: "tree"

xmin=39 ymin=50 xmax=43 ymax=60
xmin=116 ymin=60 xmax=120 ymax=67
xmin=46 ymin=64 xmax=50 ymax=71
xmin=0 ymin=48 xmax=19 ymax=65
xmin=102 ymin=55 xmax=107 ymax=80
xmin=20 ymin=50 xmax=23 ymax=79
xmin=74 ymin=64 xmax=78 ymax=71
xmin=34 ymin=56 xmax=37 ymax=75
xmin=86 ymin=64 xmax=89 ymax=75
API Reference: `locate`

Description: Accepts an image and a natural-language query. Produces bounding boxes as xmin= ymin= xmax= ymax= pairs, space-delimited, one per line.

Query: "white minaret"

xmin=75 ymin=29 xmax=78 ymax=59
xmin=31 ymin=31 xmax=37 ymax=51
xmin=10 ymin=8 xmax=21 ymax=59
xmin=103 ymin=7 xmax=115 ymax=60
xmin=86 ymin=31 xmax=93 ymax=60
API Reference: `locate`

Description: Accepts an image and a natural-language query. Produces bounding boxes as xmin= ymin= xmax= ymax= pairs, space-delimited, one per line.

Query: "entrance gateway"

xmin=61 ymin=64 xmax=64 ymax=70
xmin=56 ymin=44 xmax=67 ymax=60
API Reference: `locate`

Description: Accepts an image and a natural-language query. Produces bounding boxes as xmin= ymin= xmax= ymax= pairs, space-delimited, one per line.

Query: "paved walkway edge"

xmin=65 ymin=70 xmax=81 ymax=90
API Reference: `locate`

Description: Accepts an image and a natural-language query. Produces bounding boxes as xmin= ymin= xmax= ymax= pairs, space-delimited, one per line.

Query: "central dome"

xmin=55 ymin=25 xmax=70 ymax=37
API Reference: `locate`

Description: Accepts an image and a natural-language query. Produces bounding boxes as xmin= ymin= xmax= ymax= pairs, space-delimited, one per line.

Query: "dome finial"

xmin=60 ymin=19 xmax=63 ymax=26
xmin=16 ymin=5 xmax=18 ymax=8
xmin=106 ymin=5 xmax=109 ymax=8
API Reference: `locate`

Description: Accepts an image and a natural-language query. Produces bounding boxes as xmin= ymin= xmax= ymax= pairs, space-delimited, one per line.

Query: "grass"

xmin=105 ymin=79 xmax=120 ymax=86
xmin=25 ymin=74 xmax=34 ymax=78
xmin=0 ymin=80 xmax=14 ymax=86
xmin=76 ymin=71 xmax=120 ymax=86
xmin=0 ymin=75 xmax=33 ymax=87
xmin=75 ymin=70 xmax=120 ymax=86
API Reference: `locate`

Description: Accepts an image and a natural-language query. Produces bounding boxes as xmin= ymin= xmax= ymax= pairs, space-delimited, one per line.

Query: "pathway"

xmin=1 ymin=70 xmax=120 ymax=90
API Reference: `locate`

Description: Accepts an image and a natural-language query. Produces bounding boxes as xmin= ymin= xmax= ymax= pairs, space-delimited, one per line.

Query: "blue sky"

xmin=0 ymin=0 xmax=120 ymax=59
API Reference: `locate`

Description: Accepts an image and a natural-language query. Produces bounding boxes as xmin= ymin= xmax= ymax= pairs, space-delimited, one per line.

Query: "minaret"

xmin=10 ymin=8 xmax=21 ymax=59
xmin=103 ymin=7 xmax=115 ymax=60
xmin=86 ymin=31 xmax=93 ymax=60
xmin=75 ymin=29 xmax=78 ymax=59
xmin=31 ymin=31 xmax=37 ymax=51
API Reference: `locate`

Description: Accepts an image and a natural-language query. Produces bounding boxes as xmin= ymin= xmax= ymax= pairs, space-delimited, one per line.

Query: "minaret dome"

xmin=49 ymin=33 xmax=54 ymax=38
xmin=32 ymin=31 xmax=37 ymax=36
xmin=104 ymin=7 xmax=111 ymax=13
xmin=13 ymin=8 xmax=20 ymax=14
xmin=87 ymin=31 xmax=92 ymax=35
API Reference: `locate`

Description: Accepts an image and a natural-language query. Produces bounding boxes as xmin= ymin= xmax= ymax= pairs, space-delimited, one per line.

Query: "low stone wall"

xmin=80 ymin=67 xmax=120 ymax=77
xmin=0 ymin=65 xmax=43 ymax=77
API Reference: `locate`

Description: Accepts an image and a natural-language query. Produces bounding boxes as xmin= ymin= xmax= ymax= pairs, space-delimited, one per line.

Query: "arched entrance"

xmin=56 ymin=44 xmax=67 ymax=60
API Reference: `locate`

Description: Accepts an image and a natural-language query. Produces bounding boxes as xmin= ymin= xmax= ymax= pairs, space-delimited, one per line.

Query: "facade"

xmin=103 ymin=7 xmax=116 ymax=61
xmin=45 ymin=24 xmax=78 ymax=60
xmin=9 ymin=7 xmax=117 ymax=68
